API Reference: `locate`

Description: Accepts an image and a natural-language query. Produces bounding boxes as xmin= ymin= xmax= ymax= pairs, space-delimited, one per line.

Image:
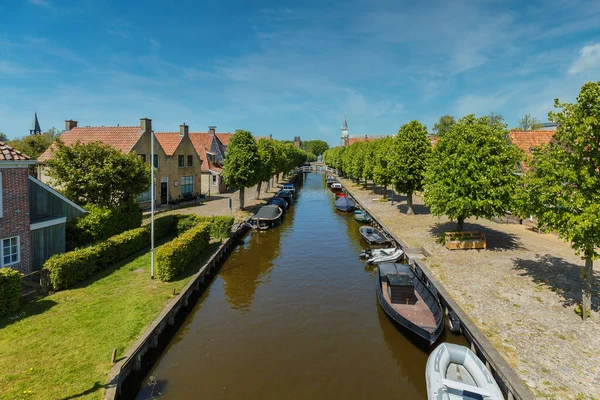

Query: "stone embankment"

xmin=339 ymin=178 xmax=600 ymax=400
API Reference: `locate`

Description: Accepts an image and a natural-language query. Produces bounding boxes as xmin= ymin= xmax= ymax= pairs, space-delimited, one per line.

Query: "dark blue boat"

xmin=335 ymin=196 xmax=355 ymax=212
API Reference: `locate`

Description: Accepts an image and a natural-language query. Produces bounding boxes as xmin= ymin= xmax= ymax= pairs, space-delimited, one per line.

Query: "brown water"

xmin=137 ymin=172 xmax=466 ymax=400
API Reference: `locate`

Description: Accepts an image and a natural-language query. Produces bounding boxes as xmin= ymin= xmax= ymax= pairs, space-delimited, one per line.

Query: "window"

xmin=212 ymin=174 xmax=218 ymax=186
xmin=139 ymin=154 xmax=147 ymax=163
xmin=153 ymin=154 xmax=159 ymax=168
xmin=137 ymin=185 xmax=152 ymax=202
xmin=207 ymin=153 xmax=216 ymax=164
xmin=1 ymin=236 xmax=20 ymax=267
xmin=181 ymin=176 xmax=193 ymax=194
xmin=187 ymin=155 xmax=193 ymax=167
xmin=178 ymin=155 xmax=185 ymax=168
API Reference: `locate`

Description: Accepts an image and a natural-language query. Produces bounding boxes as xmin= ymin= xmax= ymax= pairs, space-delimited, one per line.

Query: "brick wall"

xmin=0 ymin=168 xmax=32 ymax=274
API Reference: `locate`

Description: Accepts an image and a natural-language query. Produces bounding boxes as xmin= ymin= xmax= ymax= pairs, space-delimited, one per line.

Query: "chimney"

xmin=179 ymin=123 xmax=189 ymax=137
xmin=65 ymin=119 xmax=78 ymax=131
xmin=208 ymin=126 xmax=216 ymax=136
xmin=140 ymin=118 xmax=152 ymax=133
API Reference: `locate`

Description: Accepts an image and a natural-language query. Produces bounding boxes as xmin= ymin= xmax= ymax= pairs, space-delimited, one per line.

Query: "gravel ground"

xmin=339 ymin=177 xmax=600 ymax=400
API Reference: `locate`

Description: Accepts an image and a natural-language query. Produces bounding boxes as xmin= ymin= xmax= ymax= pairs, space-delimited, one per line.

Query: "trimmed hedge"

xmin=176 ymin=215 xmax=234 ymax=239
xmin=0 ymin=268 xmax=22 ymax=317
xmin=67 ymin=202 xmax=143 ymax=249
xmin=156 ymin=221 xmax=211 ymax=282
xmin=44 ymin=214 xmax=179 ymax=290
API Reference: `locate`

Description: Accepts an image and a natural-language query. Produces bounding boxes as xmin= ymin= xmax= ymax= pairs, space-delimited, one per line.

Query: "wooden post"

xmin=111 ymin=349 xmax=117 ymax=364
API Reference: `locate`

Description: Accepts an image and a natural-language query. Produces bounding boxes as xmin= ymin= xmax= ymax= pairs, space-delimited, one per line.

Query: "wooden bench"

xmin=444 ymin=231 xmax=486 ymax=250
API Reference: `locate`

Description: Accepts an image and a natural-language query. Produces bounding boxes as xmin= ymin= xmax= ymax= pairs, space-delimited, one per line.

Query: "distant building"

xmin=508 ymin=130 xmax=554 ymax=171
xmin=30 ymin=112 xmax=41 ymax=135
xmin=340 ymin=117 xmax=391 ymax=146
xmin=537 ymin=122 xmax=557 ymax=131
xmin=294 ymin=136 xmax=301 ymax=149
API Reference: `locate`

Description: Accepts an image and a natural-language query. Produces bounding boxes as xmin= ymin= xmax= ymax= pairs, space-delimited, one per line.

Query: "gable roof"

xmin=216 ymin=133 xmax=233 ymax=146
xmin=38 ymin=126 xmax=144 ymax=161
xmin=153 ymin=133 xmax=183 ymax=156
xmin=0 ymin=141 xmax=31 ymax=161
xmin=508 ymin=130 xmax=554 ymax=171
xmin=189 ymin=132 xmax=224 ymax=172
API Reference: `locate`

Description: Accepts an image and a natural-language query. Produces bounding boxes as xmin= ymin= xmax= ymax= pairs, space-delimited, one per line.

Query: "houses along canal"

xmin=137 ymin=172 xmax=466 ymax=399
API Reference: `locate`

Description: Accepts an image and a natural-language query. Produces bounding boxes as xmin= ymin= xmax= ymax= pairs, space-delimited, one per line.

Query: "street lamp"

xmin=150 ymin=130 xmax=156 ymax=279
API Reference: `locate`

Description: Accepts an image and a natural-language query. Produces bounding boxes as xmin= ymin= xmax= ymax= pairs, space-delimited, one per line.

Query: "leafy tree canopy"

xmin=487 ymin=112 xmax=505 ymax=128
xmin=432 ymin=115 xmax=456 ymax=137
xmin=257 ymin=138 xmax=278 ymax=183
xmin=424 ymin=114 xmax=522 ymax=230
xmin=517 ymin=113 xmax=542 ymax=131
xmin=8 ymin=127 xmax=63 ymax=159
xmin=222 ymin=130 xmax=260 ymax=189
xmin=389 ymin=120 xmax=431 ymax=214
xmin=46 ymin=140 xmax=151 ymax=207
xmin=0 ymin=132 xmax=7 ymax=142
xmin=373 ymin=137 xmax=393 ymax=196
xmin=515 ymin=81 xmax=600 ymax=320
xmin=302 ymin=140 xmax=329 ymax=156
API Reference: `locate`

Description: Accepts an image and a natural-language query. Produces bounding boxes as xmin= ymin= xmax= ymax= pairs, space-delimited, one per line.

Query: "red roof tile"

xmin=0 ymin=141 xmax=31 ymax=161
xmin=509 ymin=130 xmax=554 ymax=170
xmin=153 ymin=133 xmax=183 ymax=156
xmin=38 ymin=126 xmax=143 ymax=161
xmin=216 ymin=133 xmax=233 ymax=146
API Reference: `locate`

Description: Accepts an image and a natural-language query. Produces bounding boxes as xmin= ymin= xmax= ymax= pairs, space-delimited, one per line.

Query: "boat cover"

xmin=252 ymin=205 xmax=282 ymax=220
xmin=276 ymin=190 xmax=293 ymax=198
xmin=269 ymin=198 xmax=288 ymax=210
xmin=335 ymin=196 xmax=355 ymax=211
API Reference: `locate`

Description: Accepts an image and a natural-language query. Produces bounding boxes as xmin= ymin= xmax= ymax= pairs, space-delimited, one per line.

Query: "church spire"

xmin=30 ymin=112 xmax=41 ymax=135
xmin=343 ymin=116 xmax=348 ymax=129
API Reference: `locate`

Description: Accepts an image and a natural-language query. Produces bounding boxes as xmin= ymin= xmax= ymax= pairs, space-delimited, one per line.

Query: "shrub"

xmin=0 ymin=268 xmax=22 ymax=316
xmin=45 ymin=214 xmax=178 ymax=290
xmin=67 ymin=202 xmax=142 ymax=249
xmin=156 ymin=222 xmax=211 ymax=282
xmin=175 ymin=215 xmax=234 ymax=239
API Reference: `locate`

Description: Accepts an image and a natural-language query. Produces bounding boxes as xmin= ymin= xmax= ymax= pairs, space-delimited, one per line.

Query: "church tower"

xmin=341 ymin=116 xmax=349 ymax=146
xmin=30 ymin=112 xmax=42 ymax=135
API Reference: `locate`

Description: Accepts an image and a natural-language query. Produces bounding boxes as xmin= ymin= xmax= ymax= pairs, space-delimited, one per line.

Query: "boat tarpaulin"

xmin=252 ymin=205 xmax=282 ymax=220
xmin=335 ymin=196 xmax=355 ymax=211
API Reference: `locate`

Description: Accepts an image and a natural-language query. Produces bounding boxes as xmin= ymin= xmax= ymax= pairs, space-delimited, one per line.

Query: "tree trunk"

xmin=383 ymin=184 xmax=388 ymax=199
xmin=266 ymin=179 xmax=271 ymax=193
xmin=406 ymin=190 xmax=414 ymax=215
xmin=275 ymin=174 xmax=279 ymax=184
xmin=582 ymin=250 xmax=594 ymax=321
xmin=456 ymin=217 xmax=465 ymax=231
xmin=239 ymin=187 xmax=245 ymax=211
xmin=256 ymin=182 xmax=262 ymax=200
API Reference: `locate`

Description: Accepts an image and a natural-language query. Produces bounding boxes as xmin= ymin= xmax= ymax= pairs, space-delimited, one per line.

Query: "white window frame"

xmin=212 ymin=174 xmax=218 ymax=186
xmin=1 ymin=236 xmax=20 ymax=267
xmin=181 ymin=175 xmax=194 ymax=194
xmin=0 ymin=170 xmax=3 ymax=218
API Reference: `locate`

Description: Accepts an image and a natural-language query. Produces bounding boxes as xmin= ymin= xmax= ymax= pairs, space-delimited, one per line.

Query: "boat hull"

xmin=376 ymin=265 xmax=443 ymax=348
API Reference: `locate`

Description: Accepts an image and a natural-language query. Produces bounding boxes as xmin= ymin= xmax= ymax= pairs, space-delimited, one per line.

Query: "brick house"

xmin=1 ymin=142 xmax=86 ymax=274
xmin=38 ymin=118 xmax=205 ymax=206
xmin=508 ymin=130 xmax=554 ymax=171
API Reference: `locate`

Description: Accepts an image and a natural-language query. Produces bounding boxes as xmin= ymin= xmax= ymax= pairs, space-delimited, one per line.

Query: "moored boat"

xmin=335 ymin=192 xmax=347 ymax=198
xmin=331 ymin=182 xmax=342 ymax=191
xmin=353 ymin=209 xmax=372 ymax=223
xmin=282 ymin=183 xmax=295 ymax=193
xmin=426 ymin=342 xmax=504 ymax=400
xmin=326 ymin=176 xmax=337 ymax=185
xmin=376 ymin=263 xmax=443 ymax=347
xmin=275 ymin=190 xmax=294 ymax=205
xmin=268 ymin=197 xmax=288 ymax=212
xmin=335 ymin=196 xmax=355 ymax=212
xmin=249 ymin=205 xmax=283 ymax=230
xmin=366 ymin=248 xmax=404 ymax=264
xmin=359 ymin=226 xmax=390 ymax=246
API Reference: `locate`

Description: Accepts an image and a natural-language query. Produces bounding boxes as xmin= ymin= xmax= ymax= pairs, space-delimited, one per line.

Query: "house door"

xmin=160 ymin=182 xmax=168 ymax=204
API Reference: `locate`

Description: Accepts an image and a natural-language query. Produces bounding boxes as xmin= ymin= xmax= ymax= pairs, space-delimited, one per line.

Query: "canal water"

xmin=137 ymin=172 xmax=466 ymax=400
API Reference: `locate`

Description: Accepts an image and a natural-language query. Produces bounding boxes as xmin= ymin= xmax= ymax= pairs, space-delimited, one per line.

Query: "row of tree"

xmin=222 ymin=130 xmax=313 ymax=210
xmin=323 ymin=81 xmax=600 ymax=320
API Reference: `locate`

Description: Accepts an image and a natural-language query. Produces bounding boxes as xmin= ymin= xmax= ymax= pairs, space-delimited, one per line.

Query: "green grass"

xmin=0 ymin=243 xmax=219 ymax=400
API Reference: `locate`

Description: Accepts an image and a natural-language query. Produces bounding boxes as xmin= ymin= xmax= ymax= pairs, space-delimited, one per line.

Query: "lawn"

xmin=0 ymin=243 xmax=219 ymax=400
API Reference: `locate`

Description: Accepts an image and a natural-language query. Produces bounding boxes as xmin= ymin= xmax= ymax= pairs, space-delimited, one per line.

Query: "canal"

xmin=137 ymin=172 xmax=466 ymax=399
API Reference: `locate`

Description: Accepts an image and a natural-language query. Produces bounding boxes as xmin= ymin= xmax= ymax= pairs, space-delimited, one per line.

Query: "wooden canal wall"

xmin=334 ymin=177 xmax=535 ymax=400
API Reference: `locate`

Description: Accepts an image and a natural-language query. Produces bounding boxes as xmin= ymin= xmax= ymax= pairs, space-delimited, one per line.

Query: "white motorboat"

xmin=366 ymin=248 xmax=404 ymax=264
xmin=426 ymin=343 xmax=504 ymax=400
xmin=331 ymin=182 xmax=342 ymax=190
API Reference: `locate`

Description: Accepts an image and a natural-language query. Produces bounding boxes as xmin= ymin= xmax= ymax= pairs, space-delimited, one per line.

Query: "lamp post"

xmin=150 ymin=130 xmax=155 ymax=279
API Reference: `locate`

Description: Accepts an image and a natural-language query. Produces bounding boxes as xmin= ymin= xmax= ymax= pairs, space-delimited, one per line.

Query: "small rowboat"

xmin=364 ymin=248 xmax=404 ymax=264
xmin=376 ymin=263 xmax=443 ymax=347
xmin=359 ymin=226 xmax=390 ymax=246
xmin=353 ymin=209 xmax=372 ymax=223
xmin=426 ymin=343 xmax=504 ymax=400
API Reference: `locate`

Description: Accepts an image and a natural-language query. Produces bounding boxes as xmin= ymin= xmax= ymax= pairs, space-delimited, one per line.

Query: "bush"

xmin=156 ymin=222 xmax=211 ymax=282
xmin=175 ymin=215 xmax=234 ymax=239
xmin=0 ymin=268 xmax=22 ymax=316
xmin=67 ymin=202 xmax=142 ymax=249
xmin=45 ymin=214 xmax=178 ymax=290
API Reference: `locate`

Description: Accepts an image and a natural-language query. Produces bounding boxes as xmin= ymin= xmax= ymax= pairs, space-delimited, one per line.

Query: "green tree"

xmin=373 ymin=137 xmax=393 ymax=198
xmin=361 ymin=141 xmax=376 ymax=188
xmin=432 ymin=115 xmax=456 ymax=137
xmin=424 ymin=114 xmax=522 ymax=231
xmin=516 ymin=82 xmax=600 ymax=320
xmin=8 ymin=128 xmax=62 ymax=159
xmin=389 ymin=121 xmax=432 ymax=214
xmin=0 ymin=132 xmax=8 ymax=142
xmin=517 ymin=113 xmax=542 ymax=131
xmin=302 ymin=140 xmax=329 ymax=156
xmin=222 ymin=130 xmax=260 ymax=210
xmin=256 ymin=138 xmax=277 ymax=198
xmin=45 ymin=140 xmax=151 ymax=207
xmin=487 ymin=112 xmax=505 ymax=127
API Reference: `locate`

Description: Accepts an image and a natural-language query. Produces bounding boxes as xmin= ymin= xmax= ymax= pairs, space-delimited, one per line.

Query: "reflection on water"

xmin=137 ymin=172 xmax=466 ymax=400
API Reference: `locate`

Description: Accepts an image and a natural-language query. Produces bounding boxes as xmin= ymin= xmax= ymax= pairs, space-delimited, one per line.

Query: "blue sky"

xmin=1 ymin=0 xmax=600 ymax=145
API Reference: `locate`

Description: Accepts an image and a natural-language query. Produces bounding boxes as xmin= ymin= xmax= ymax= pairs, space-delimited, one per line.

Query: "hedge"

xmin=176 ymin=215 xmax=234 ymax=239
xmin=66 ymin=202 xmax=143 ymax=249
xmin=44 ymin=214 xmax=179 ymax=290
xmin=0 ymin=268 xmax=22 ymax=317
xmin=156 ymin=221 xmax=211 ymax=282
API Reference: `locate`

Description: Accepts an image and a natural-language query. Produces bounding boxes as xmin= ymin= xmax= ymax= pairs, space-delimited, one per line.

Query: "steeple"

xmin=343 ymin=116 xmax=348 ymax=129
xmin=30 ymin=112 xmax=42 ymax=135
xmin=341 ymin=116 xmax=349 ymax=146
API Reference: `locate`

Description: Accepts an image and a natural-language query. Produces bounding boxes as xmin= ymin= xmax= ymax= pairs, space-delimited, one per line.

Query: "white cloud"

xmin=28 ymin=0 xmax=53 ymax=8
xmin=568 ymin=43 xmax=600 ymax=74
